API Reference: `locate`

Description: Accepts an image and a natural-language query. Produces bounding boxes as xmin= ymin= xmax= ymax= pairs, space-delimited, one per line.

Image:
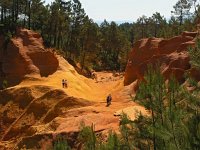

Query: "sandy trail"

xmin=0 ymin=57 xmax=148 ymax=149
xmin=20 ymin=69 xmax=146 ymax=133
xmin=17 ymin=57 xmax=129 ymax=103
xmin=14 ymin=56 xmax=147 ymax=130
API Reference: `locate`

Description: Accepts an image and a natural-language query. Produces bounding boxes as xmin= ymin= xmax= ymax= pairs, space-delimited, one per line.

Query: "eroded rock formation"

xmin=0 ymin=28 xmax=59 ymax=88
xmin=124 ymin=31 xmax=199 ymax=86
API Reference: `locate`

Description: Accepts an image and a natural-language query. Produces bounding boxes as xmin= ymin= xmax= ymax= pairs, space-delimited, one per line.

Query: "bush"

xmin=53 ymin=135 xmax=71 ymax=150
xmin=2 ymin=80 xmax=8 ymax=89
xmin=188 ymin=39 xmax=200 ymax=70
xmin=78 ymin=123 xmax=97 ymax=150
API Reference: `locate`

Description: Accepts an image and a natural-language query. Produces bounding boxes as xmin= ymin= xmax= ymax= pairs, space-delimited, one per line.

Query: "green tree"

xmin=29 ymin=0 xmax=45 ymax=30
xmin=135 ymin=15 xmax=148 ymax=38
xmin=151 ymin=12 xmax=166 ymax=37
xmin=132 ymin=63 xmax=200 ymax=149
xmin=68 ymin=0 xmax=86 ymax=58
xmin=98 ymin=20 xmax=131 ymax=71
xmin=188 ymin=39 xmax=200 ymax=69
xmin=79 ymin=16 xmax=100 ymax=70
xmin=172 ymin=0 xmax=192 ymax=25
xmin=53 ymin=135 xmax=71 ymax=150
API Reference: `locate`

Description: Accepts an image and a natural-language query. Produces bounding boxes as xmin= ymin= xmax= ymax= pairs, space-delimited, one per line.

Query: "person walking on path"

xmin=62 ymin=79 xmax=65 ymax=88
xmin=64 ymin=79 xmax=68 ymax=88
xmin=106 ymin=94 xmax=112 ymax=106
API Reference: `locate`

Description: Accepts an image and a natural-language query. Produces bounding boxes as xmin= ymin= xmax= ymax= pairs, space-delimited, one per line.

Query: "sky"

xmin=45 ymin=0 xmax=178 ymax=22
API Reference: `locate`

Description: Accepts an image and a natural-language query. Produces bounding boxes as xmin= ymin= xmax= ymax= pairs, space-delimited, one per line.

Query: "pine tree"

xmin=133 ymin=63 xmax=200 ymax=150
xmin=172 ymin=0 xmax=192 ymax=26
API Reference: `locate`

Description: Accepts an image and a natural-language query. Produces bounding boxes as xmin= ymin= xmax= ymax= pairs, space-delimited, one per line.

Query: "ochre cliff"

xmin=0 ymin=28 xmax=59 ymax=88
xmin=124 ymin=31 xmax=200 ymax=87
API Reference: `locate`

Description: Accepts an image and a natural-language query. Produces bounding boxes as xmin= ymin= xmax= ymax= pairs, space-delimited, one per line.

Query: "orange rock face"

xmin=0 ymin=28 xmax=59 ymax=88
xmin=124 ymin=31 xmax=198 ymax=86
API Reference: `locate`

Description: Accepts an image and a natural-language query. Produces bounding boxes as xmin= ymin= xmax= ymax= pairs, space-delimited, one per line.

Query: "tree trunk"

xmin=23 ymin=0 xmax=28 ymax=27
xmin=4 ymin=8 xmax=7 ymax=21
xmin=81 ymin=51 xmax=86 ymax=71
xmin=180 ymin=10 xmax=183 ymax=26
xmin=1 ymin=6 xmax=3 ymax=23
xmin=154 ymin=24 xmax=157 ymax=37
xmin=12 ymin=0 xmax=15 ymax=22
xmin=53 ymin=23 xmax=57 ymax=47
xmin=57 ymin=27 xmax=61 ymax=49
xmin=151 ymin=108 xmax=156 ymax=150
xmin=130 ymin=32 xmax=134 ymax=48
xmin=15 ymin=0 xmax=19 ymax=22
xmin=142 ymin=23 xmax=144 ymax=38
xmin=28 ymin=0 xmax=31 ymax=29
xmin=48 ymin=21 xmax=53 ymax=46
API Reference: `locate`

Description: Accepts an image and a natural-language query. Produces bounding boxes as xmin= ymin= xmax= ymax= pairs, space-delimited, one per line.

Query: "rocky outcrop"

xmin=0 ymin=85 xmax=93 ymax=149
xmin=0 ymin=28 xmax=59 ymax=88
xmin=124 ymin=31 xmax=198 ymax=86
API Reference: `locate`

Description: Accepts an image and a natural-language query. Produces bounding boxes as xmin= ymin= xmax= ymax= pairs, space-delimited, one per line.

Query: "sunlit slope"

xmin=16 ymin=55 xmax=124 ymax=102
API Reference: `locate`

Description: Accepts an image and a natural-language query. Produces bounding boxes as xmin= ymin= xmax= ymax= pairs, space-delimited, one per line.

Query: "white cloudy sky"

xmin=45 ymin=0 xmax=178 ymax=21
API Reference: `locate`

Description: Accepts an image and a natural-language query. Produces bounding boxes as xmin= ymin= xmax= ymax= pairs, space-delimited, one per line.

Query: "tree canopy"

xmin=0 ymin=0 xmax=199 ymax=71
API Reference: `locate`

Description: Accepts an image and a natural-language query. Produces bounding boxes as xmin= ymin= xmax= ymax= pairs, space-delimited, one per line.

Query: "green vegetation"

xmin=78 ymin=123 xmax=97 ymax=150
xmin=2 ymin=80 xmax=8 ymax=89
xmin=133 ymin=67 xmax=200 ymax=150
xmin=53 ymin=135 xmax=71 ymax=150
xmin=188 ymin=39 xmax=200 ymax=69
xmin=0 ymin=0 xmax=199 ymax=71
xmin=77 ymin=123 xmax=129 ymax=150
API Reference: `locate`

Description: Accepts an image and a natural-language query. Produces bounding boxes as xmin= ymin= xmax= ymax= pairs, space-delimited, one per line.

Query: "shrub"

xmin=53 ymin=135 xmax=71 ymax=150
xmin=78 ymin=123 xmax=97 ymax=150
xmin=2 ymin=80 xmax=8 ymax=89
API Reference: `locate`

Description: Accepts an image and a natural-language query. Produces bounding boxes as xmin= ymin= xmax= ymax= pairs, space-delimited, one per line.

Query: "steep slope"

xmin=0 ymin=28 xmax=59 ymax=87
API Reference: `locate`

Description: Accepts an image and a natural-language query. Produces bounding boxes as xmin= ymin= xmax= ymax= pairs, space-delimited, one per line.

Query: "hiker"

xmin=106 ymin=94 xmax=112 ymax=106
xmin=64 ymin=79 xmax=68 ymax=88
xmin=62 ymin=79 xmax=65 ymax=88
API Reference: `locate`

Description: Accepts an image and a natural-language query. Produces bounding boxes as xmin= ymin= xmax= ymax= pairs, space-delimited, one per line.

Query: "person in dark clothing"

xmin=62 ymin=79 xmax=65 ymax=88
xmin=64 ymin=79 xmax=68 ymax=88
xmin=106 ymin=94 xmax=112 ymax=106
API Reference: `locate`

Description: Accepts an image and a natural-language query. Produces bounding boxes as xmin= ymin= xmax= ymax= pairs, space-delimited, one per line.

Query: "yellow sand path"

xmin=15 ymin=55 xmax=125 ymax=102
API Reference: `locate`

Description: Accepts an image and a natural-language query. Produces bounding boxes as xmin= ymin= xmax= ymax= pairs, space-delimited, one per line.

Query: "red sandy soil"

xmin=0 ymin=29 xmax=148 ymax=149
xmin=0 ymin=71 xmax=148 ymax=149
